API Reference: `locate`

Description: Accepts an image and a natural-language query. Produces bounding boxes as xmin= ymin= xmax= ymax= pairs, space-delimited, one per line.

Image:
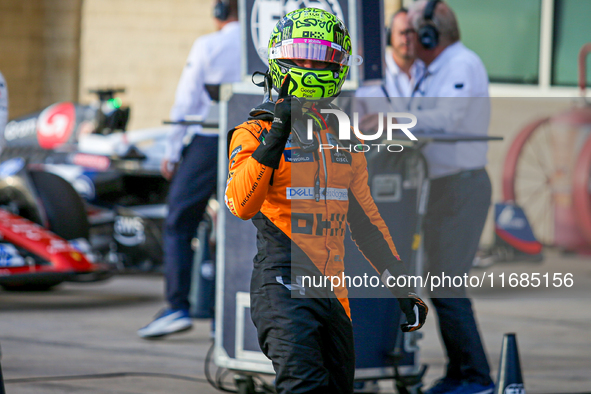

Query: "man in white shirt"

xmin=384 ymin=8 xmax=418 ymax=98
xmin=355 ymin=8 xmax=420 ymax=127
xmin=407 ymin=1 xmax=494 ymax=394
xmin=0 ymin=72 xmax=7 ymax=138
xmin=138 ymin=0 xmax=241 ymax=339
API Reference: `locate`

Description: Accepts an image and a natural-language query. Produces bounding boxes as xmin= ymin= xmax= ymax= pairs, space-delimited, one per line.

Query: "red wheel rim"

xmin=502 ymin=117 xmax=557 ymax=245
xmin=502 ymin=117 xmax=551 ymax=201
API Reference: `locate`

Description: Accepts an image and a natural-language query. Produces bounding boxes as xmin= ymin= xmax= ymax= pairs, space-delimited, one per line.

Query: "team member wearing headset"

xmin=225 ymin=8 xmax=428 ymax=394
xmin=138 ymin=0 xmax=241 ymax=338
xmin=407 ymin=2 xmax=494 ymax=393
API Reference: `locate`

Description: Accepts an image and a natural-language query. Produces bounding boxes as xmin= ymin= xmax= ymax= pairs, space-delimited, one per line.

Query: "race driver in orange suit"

xmin=224 ymin=8 xmax=428 ymax=394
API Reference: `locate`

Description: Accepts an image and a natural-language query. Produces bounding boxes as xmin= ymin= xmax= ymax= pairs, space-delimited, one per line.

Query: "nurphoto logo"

xmin=308 ymin=109 xmax=418 ymax=153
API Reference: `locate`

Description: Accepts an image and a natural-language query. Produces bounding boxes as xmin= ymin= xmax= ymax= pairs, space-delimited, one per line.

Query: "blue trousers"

xmin=164 ymin=135 xmax=218 ymax=311
xmin=424 ymin=169 xmax=493 ymax=385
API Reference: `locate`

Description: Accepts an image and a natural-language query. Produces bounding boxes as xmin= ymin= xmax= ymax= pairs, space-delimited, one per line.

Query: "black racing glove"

xmin=397 ymin=292 xmax=428 ymax=332
xmin=381 ymin=264 xmax=428 ymax=332
xmin=252 ymin=74 xmax=302 ymax=169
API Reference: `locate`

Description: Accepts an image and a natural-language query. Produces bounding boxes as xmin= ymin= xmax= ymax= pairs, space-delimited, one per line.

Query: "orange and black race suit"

xmin=225 ymin=110 xmax=403 ymax=318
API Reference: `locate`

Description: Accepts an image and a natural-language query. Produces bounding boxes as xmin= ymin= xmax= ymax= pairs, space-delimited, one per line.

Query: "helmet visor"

xmin=269 ymin=38 xmax=350 ymax=65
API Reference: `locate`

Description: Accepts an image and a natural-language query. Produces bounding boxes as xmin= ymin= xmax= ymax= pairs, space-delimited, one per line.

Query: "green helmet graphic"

xmin=268 ymin=8 xmax=352 ymax=99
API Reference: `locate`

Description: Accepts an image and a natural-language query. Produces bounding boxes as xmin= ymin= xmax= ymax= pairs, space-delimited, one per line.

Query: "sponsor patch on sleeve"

xmin=225 ymin=196 xmax=237 ymax=215
xmin=230 ymin=145 xmax=242 ymax=160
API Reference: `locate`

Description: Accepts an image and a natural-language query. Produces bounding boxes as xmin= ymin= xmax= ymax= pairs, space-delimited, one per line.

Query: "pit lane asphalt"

xmin=0 ymin=248 xmax=589 ymax=394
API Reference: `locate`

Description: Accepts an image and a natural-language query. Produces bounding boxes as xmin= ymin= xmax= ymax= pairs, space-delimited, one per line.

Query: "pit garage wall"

xmin=78 ymin=0 xmax=404 ymax=132
xmin=78 ymin=0 xmax=217 ymax=131
xmin=0 ymin=0 xmax=82 ymax=119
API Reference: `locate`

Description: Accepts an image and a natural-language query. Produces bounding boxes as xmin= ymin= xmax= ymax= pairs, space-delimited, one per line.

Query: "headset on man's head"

xmin=214 ymin=0 xmax=230 ymax=21
xmin=418 ymin=0 xmax=440 ymax=49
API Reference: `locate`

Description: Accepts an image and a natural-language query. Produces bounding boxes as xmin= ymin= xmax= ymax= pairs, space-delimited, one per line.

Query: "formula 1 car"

xmin=0 ymin=89 xmax=172 ymax=288
xmin=0 ymin=205 xmax=112 ymax=291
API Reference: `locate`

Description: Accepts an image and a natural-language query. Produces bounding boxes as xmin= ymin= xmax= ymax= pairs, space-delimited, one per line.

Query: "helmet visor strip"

xmin=269 ymin=38 xmax=350 ymax=65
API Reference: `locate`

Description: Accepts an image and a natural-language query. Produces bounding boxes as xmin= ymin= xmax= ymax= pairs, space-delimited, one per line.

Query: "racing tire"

xmin=29 ymin=171 xmax=90 ymax=241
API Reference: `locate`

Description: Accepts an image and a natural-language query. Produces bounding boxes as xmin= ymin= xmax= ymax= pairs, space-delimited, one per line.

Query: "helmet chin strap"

xmin=264 ymin=71 xmax=273 ymax=103
xmin=251 ymin=70 xmax=274 ymax=103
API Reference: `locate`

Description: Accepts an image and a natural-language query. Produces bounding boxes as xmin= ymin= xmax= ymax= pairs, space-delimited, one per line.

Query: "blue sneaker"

xmin=449 ymin=382 xmax=495 ymax=394
xmin=137 ymin=309 xmax=193 ymax=339
xmin=424 ymin=378 xmax=462 ymax=394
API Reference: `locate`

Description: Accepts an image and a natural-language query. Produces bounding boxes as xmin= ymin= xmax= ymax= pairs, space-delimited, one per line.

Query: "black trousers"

xmin=250 ymin=265 xmax=355 ymax=394
xmin=424 ymin=168 xmax=493 ymax=385
xmin=164 ymin=135 xmax=218 ymax=311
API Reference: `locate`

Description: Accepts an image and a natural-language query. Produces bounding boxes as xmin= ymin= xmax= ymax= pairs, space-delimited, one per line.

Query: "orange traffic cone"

xmin=495 ymin=333 xmax=525 ymax=394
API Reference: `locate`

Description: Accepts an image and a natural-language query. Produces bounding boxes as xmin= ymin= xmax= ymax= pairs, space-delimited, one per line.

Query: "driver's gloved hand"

xmin=252 ymin=74 xmax=302 ymax=169
xmin=397 ymin=292 xmax=428 ymax=332
xmin=381 ymin=264 xmax=428 ymax=332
